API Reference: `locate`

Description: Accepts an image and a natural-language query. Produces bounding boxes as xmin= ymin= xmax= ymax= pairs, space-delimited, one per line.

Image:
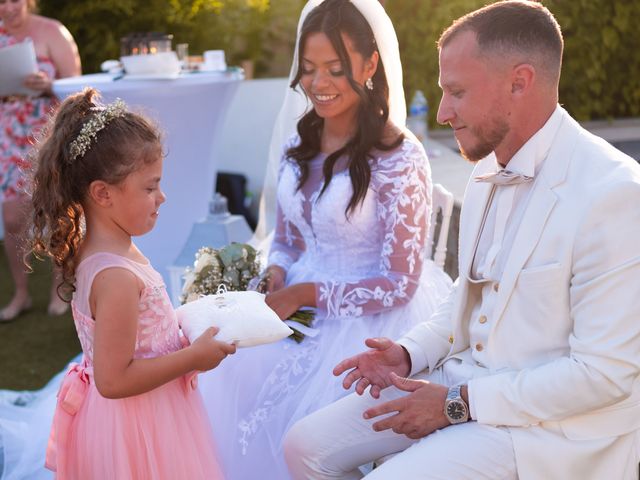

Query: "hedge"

xmin=38 ymin=0 xmax=303 ymax=78
xmin=39 ymin=0 xmax=639 ymax=122
xmin=386 ymin=0 xmax=640 ymax=123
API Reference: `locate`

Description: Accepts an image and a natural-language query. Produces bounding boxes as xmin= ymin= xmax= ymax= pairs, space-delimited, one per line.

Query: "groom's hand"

xmin=363 ymin=373 xmax=449 ymax=439
xmin=333 ymin=338 xmax=411 ymax=398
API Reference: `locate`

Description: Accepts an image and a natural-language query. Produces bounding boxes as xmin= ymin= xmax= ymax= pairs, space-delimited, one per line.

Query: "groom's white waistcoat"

xmin=400 ymin=108 xmax=640 ymax=479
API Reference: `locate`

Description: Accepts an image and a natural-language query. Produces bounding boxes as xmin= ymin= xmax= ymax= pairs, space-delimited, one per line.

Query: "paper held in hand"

xmin=0 ymin=39 xmax=39 ymax=97
xmin=175 ymin=290 xmax=294 ymax=348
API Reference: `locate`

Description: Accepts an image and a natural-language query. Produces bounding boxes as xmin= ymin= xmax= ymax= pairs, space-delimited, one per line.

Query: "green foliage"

xmin=39 ymin=0 xmax=304 ymax=76
xmin=386 ymin=0 xmax=640 ymax=123
xmin=39 ymin=0 xmax=639 ymax=121
xmin=0 ymin=244 xmax=79 ymax=390
xmin=546 ymin=0 xmax=640 ymax=120
xmin=385 ymin=0 xmax=485 ymax=127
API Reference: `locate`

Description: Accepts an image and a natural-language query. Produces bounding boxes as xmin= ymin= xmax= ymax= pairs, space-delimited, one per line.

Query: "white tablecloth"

xmin=53 ymin=71 xmax=243 ymax=284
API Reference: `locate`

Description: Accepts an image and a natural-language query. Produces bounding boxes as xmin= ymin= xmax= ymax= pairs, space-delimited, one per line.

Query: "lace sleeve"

xmin=268 ymin=203 xmax=305 ymax=271
xmin=317 ymin=140 xmax=432 ymax=318
xmin=267 ymin=137 xmax=306 ymax=272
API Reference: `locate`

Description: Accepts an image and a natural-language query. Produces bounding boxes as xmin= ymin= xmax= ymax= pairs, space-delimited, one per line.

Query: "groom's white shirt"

xmin=398 ymin=106 xmax=640 ymax=478
xmin=466 ymin=107 xmax=563 ymax=370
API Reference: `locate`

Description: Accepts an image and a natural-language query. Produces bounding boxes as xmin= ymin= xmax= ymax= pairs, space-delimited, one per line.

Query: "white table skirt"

xmin=53 ymin=71 xmax=243 ymax=285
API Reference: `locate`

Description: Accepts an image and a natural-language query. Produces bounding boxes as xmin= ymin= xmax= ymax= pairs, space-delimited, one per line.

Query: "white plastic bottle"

xmin=407 ymin=90 xmax=429 ymax=145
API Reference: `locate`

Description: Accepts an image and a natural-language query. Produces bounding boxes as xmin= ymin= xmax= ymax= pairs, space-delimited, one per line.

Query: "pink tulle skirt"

xmin=46 ymin=364 xmax=224 ymax=479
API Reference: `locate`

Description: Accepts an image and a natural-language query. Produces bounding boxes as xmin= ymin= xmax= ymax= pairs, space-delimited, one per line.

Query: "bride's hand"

xmin=264 ymin=265 xmax=286 ymax=293
xmin=265 ymin=283 xmax=315 ymax=320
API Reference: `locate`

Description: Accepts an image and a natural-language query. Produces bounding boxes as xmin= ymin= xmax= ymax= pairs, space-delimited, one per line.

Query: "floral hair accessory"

xmin=68 ymin=98 xmax=127 ymax=161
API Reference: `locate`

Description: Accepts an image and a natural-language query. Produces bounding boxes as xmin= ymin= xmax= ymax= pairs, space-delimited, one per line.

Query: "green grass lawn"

xmin=0 ymin=241 xmax=80 ymax=390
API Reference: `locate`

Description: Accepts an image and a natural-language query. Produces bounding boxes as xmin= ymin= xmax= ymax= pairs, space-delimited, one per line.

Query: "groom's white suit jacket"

xmin=399 ymin=107 xmax=640 ymax=479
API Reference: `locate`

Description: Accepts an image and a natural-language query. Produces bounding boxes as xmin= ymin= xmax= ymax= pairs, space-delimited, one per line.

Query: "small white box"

xmin=202 ymin=50 xmax=226 ymax=71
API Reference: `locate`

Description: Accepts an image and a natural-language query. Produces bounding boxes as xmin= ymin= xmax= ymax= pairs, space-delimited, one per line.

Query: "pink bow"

xmin=45 ymin=361 xmax=92 ymax=473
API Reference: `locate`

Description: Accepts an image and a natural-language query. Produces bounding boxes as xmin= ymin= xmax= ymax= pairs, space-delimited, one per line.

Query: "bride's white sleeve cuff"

xmin=267 ymin=251 xmax=295 ymax=272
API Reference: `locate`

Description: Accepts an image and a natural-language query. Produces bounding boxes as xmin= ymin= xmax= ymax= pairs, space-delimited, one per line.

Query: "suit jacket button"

xmin=479 ymin=315 xmax=487 ymax=324
xmin=493 ymin=282 xmax=499 ymax=292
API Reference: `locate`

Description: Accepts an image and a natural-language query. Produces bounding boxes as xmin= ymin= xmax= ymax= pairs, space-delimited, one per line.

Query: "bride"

xmin=198 ymin=0 xmax=452 ymax=478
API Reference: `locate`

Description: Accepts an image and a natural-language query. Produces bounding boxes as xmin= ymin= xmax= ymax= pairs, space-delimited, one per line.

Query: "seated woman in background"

xmin=197 ymin=1 xmax=453 ymax=478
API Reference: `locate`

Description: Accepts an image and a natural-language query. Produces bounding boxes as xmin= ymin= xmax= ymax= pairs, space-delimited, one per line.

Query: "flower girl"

xmin=29 ymin=88 xmax=234 ymax=479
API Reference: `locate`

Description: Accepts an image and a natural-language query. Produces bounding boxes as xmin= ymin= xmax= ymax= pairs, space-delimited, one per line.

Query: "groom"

xmin=283 ymin=1 xmax=640 ymax=479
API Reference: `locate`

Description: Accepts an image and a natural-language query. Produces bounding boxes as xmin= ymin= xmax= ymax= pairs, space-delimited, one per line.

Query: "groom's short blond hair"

xmin=438 ymin=1 xmax=563 ymax=86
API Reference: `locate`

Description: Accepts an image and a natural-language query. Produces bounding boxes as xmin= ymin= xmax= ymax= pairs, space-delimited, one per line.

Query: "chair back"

xmin=426 ymin=183 xmax=454 ymax=270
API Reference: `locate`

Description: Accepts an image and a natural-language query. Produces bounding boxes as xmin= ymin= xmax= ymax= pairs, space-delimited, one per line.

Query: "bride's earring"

xmin=365 ymin=78 xmax=374 ymax=90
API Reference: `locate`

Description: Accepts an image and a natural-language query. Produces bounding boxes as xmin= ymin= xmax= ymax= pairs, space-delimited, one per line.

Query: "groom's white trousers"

xmin=284 ymin=359 xmax=518 ymax=480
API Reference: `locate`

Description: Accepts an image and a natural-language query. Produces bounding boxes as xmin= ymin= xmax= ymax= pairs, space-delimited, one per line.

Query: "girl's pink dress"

xmin=45 ymin=252 xmax=224 ymax=479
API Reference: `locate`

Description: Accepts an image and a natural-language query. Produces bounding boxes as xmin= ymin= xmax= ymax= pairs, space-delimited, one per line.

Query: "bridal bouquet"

xmin=181 ymin=243 xmax=259 ymax=303
xmin=181 ymin=243 xmax=315 ymax=343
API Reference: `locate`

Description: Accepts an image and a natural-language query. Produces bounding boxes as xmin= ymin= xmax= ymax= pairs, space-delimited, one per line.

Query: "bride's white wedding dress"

xmin=198 ymin=134 xmax=452 ymax=480
xmin=0 ymin=361 xmax=73 ymax=480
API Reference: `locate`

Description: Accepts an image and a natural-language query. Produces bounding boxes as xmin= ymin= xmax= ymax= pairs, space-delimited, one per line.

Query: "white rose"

xmin=185 ymin=292 xmax=201 ymax=303
xmin=182 ymin=270 xmax=196 ymax=294
xmin=194 ymin=251 xmax=216 ymax=273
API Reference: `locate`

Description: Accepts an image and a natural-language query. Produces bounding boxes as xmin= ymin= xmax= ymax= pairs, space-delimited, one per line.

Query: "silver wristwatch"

xmin=444 ymin=385 xmax=469 ymax=424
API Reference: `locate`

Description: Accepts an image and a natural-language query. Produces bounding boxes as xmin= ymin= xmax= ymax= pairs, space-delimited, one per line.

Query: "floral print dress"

xmin=0 ymin=26 xmax=57 ymax=202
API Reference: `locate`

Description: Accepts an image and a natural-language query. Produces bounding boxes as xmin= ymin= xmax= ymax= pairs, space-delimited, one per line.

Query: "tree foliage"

xmin=546 ymin=0 xmax=640 ymax=120
xmin=38 ymin=0 xmax=304 ymax=77
xmin=386 ymin=0 xmax=640 ymax=123
xmin=39 ymin=0 xmax=639 ymax=121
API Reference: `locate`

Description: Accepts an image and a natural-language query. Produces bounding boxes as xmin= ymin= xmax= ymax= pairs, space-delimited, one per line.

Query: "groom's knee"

xmin=284 ymin=416 xmax=320 ymax=477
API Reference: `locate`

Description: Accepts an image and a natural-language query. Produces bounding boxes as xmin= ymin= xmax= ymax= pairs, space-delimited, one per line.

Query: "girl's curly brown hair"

xmin=28 ymin=88 xmax=162 ymax=300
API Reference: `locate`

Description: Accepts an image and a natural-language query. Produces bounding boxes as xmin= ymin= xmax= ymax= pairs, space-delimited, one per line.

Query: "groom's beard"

xmin=458 ymin=117 xmax=509 ymax=163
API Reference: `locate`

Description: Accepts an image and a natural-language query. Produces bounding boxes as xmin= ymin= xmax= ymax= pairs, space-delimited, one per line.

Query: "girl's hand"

xmin=266 ymin=283 xmax=315 ymax=320
xmin=23 ymin=71 xmax=53 ymax=95
xmin=190 ymin=326 xmax=236 ymax=371
xmin=265 ymin=265 xmax=286 ymax=293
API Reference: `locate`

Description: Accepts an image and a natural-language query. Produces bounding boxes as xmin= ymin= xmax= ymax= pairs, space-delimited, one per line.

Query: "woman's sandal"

xmin=0 ymin=298 xmax=33 ymax=323
xmin=47 ymin=298 xmax=69 ymax=317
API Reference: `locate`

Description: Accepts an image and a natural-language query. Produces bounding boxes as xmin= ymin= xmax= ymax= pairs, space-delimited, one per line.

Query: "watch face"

xmin=446 ymin=400 xmax=467 ymax=421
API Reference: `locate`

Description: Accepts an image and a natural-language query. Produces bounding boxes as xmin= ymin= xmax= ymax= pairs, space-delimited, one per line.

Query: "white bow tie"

xmin=474 ymin=169 xmax=534 ymax=186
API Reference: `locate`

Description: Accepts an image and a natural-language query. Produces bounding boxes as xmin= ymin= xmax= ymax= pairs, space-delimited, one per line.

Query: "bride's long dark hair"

xmin=288 ymin=0 xmax=404 ymax=216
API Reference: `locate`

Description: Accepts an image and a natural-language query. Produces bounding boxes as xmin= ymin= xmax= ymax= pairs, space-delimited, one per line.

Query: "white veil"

xmin=253 ymin=0 xmax=407 ymax=241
